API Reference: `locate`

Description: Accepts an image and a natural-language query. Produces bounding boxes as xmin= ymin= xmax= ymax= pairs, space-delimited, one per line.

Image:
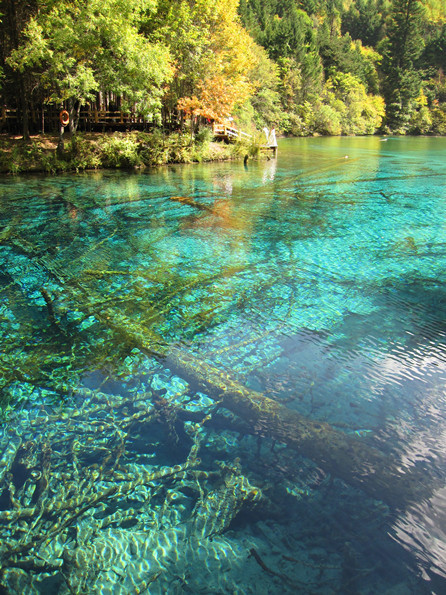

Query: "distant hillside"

xmin=238 ymin=0 xmax=446 ymax=135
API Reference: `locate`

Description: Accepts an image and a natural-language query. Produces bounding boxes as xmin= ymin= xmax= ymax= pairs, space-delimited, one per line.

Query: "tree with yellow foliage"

xmin=144 ymin=0 xmax=258 ymax=127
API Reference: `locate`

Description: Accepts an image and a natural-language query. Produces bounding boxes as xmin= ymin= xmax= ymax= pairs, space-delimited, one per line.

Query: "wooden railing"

xmin=81 ymin=109 xmax=147 ymax=124
xmin=213 ymin=123 xmax=252 ymax=141
xmin=1 ymin=107 xmax=18 ymax=124
xmin=0 ymin=107 xmax=151 ymax=129
xmin=1 ymin=108 xmax=260 ymax=142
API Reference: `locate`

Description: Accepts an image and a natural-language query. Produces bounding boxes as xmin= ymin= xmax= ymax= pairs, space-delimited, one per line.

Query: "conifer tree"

xmin=341 ymin=0 xmax=384 ymax=47
xmin=0 ymin=0 xmax=38 ymax=139
xmin=381 ymin=0 xmax=426 ymax=132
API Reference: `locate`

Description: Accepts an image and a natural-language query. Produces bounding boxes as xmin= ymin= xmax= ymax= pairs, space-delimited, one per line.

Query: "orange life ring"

xmin=59 ymin=110 xmax=70 ymax=126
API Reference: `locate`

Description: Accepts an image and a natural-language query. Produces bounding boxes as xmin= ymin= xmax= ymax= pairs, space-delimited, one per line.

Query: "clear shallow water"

xmin=0 ymin=136 xmax=445 ymax=593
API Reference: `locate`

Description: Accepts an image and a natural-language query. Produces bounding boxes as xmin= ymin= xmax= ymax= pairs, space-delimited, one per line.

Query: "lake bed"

xmin=0 ymin=136 xmax=445 ymax=593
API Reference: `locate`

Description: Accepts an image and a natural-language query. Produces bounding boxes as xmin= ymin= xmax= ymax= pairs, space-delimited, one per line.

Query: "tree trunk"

xmin=163 ymin=348 xmax=428 ymax=509
xmin=68 ymin=98 xmax=75 ymax=134
xmin=4 ymin=237 xmax=433 ymax=511
xmin=67 ymin=99 xmax=80 ymax=134
xmin=89 ymin=301 xmax=430 ymax=510
xmin=57 ymin=122 xmax=64 ymax=156
xmin=75 ymin=103 xmax=81 ymax=133
xmin=19 ymin=74 xmax=31 ymax=140
xmin=21 ymin=88 xmax=30 ymax=141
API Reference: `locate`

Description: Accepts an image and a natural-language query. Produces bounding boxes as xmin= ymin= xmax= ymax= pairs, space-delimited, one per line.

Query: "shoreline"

xmin=2 ymin=130 xmax=441 ymax=176
xmin=0 ymin=130 xmax=262 ymax=175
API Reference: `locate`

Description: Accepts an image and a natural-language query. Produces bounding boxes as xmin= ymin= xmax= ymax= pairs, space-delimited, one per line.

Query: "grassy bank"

xmin=0 ymin=130 xmax=261 ymax=174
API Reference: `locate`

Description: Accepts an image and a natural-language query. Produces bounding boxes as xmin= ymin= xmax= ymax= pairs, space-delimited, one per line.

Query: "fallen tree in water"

xmin=2 ymin=235 xmax=429 ymax=509
xmin=165 ymin=348 xmax=426 ymax=508
xmin=89 ymin=303 xmax=427 ymax=509
xmin=170 ymin=196 xmax=215 ymax=212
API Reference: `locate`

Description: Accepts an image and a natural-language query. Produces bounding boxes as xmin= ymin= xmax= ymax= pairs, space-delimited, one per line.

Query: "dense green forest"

xmin=238 ymin=0 xmax=446 ymax=134
xmin=0 ymin=0 xmax=445 ymax=137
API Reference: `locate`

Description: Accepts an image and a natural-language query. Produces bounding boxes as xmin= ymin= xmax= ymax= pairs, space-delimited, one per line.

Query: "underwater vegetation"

xmin=1 ymin=151 xmax=445 ymax=593
xmin=0 ymin=199 xmax=344 ymax=594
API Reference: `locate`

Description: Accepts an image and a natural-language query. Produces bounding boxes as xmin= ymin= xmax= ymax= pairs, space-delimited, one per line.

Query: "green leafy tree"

xmin=6 ymin=0 xmax=172 ymax=134
xmin=243 ymin=43 xmax=281 ymax=128
xmin=145 ymin=0 xmax=257 ymax=126
xmin=325 ymin=71 xmax=385 ymax=134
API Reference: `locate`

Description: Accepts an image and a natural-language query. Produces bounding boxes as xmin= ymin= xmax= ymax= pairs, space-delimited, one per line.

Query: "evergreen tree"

xmin=341 ymin=0 xmax=384 ymax=47
xmin=0 ymin=0 xmax=38 ymax=139
xmin=381 ymin=0 xmax=426 ymax=132
xmin=422 ymin=23 xmax=446 ymax=72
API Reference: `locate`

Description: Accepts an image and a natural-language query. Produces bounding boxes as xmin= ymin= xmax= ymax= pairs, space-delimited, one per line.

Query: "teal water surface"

xmin=0 ymin=136 xmax=445 ymax=593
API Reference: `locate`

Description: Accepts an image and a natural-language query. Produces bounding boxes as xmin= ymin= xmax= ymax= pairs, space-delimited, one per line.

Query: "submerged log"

xmin=163 ymin=349 xmax=427 ymax=509
xmin=3 ymin=239 xmax=429 ymax=509
xmin=91 ymin=304 xmax=428 ymax=509
xmin=170 ymin=196 xmax=214 ymax=213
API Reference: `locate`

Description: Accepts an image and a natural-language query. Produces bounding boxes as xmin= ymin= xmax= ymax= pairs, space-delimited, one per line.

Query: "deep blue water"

xmin=0 ymin=136 xmax=445 ymax=593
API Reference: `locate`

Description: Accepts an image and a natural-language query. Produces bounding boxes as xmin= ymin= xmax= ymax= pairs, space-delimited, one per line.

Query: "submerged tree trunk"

xmin=90 ymin=303 xmax=429 ymax=509
xmin=2 ymin=237 xmax=432 ymax=510
xmin=164 ymin=348 xmax=428 ymax=509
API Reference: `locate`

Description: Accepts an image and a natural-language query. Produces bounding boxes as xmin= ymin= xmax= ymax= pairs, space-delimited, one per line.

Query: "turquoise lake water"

xmin=0 ymin=136 xmax=445 ymax=593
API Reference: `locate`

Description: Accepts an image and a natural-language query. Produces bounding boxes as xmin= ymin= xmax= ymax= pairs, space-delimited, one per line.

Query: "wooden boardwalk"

xmin=212 ymin=123 xmax=252 ymax=142
xmin=213 ymin=122 xmax=277 ymax=155
xmin=1 ymin=108 xmax=277 ymax=156
xmin=1 ymin=107 xmax=154 ymax=132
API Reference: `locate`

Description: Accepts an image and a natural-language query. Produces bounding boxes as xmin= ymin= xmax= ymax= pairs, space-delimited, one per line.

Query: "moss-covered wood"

xmin=164 ymin=348 xmax=427 ymax=508
xmin=2 ymin=236 xmax=430 ymax=509
xmin=87 ymin=303 xmax=428 ymax=509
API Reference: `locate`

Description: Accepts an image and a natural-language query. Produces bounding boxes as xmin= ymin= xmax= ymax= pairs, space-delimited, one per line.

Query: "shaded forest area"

xmin=1 ymin=0 xmax=445 ymax=139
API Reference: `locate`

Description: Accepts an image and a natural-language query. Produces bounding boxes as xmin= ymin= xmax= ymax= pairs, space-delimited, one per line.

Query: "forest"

xmin=0 ymin=0 xmax=445 ymax=138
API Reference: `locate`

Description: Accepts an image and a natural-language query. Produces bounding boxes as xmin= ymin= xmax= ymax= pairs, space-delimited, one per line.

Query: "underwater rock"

xmin=191 ymin=465 xmax=262 ymax=539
